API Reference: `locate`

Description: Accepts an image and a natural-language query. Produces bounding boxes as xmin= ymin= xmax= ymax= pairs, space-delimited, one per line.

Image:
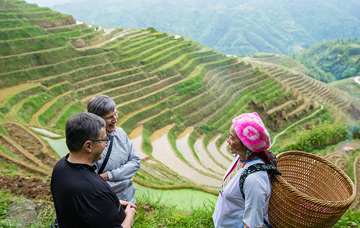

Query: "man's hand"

xmin=99 ymin=172 xmax=109 ymax=181
xmin=120 ymin=200 xmax=137 ymax=209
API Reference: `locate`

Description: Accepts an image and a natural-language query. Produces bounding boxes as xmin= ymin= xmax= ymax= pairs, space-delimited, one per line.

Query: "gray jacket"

xmin=95 ymin=127 xmax=141 ymax=204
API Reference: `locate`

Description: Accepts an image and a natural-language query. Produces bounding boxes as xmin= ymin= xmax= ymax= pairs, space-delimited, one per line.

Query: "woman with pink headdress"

xmin=213 ymin=112 xmax=279 ymax=228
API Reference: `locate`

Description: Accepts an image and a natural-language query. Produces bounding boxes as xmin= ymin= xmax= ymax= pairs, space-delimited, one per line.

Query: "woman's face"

xmin=101 ymin=108 xmax=118 ymax=132
xmin=227 ymin=126 xmax=247 ymax=155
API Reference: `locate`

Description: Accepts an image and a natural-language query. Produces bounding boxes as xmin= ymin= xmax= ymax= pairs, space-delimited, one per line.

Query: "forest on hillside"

xmin=51 ymin=0 xmax=360 ymax=56
xmin=293 ymin=38 xmax=360 ymax=82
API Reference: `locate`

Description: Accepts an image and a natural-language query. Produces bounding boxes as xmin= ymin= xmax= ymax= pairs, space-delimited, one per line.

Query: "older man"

xmin=50 ymin=112 xmax=136 ymax=228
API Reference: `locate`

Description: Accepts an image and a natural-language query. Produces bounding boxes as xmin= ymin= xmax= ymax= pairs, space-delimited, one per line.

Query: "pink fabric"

xmin=232 ymin=112 xmax=271 ymax=152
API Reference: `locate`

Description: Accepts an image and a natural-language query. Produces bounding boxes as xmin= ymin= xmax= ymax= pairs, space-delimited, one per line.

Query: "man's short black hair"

xmin=65 ymin=112 xmax=105 ymax=152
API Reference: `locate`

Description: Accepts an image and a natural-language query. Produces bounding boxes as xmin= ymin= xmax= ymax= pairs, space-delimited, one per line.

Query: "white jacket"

xmin=213 ymin=155 xmax=271 ymax=228
xmin=95 ymin=127 xmax=141 ymax=204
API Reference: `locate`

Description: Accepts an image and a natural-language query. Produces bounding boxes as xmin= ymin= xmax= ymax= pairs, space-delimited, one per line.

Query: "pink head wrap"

xmin=232 ymin=112 xmax=271 ymax=152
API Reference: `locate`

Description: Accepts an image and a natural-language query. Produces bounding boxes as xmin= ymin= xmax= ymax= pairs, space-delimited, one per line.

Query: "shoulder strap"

xmin=98 ymin=135 xmax=114 ymax=174
xmin=239 ymin=163 xmax=281 ymax=199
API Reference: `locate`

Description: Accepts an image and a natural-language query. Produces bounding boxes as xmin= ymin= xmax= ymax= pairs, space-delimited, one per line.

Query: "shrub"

xmin=283 ymin=122 xmax=349 ymax=151
xmin=133 ymin=192 xmax=214 ymax=228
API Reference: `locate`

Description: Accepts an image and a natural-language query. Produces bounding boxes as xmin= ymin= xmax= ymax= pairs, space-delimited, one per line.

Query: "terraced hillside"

xmin=242 ymin=55 xmax=360 ymax=114
xmin=0 ymin=0 xmax=357 ymax=194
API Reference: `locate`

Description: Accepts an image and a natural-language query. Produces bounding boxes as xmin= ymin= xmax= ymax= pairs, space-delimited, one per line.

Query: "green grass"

xmin=0 ymin=162 xmax=17 ymax=176
xmin=0 ymin=86 xmax=45 ymax=113
xmin=55 ymin=101 xmax=85 ymax=131
xmin=0 ymin=191 xmax=13 ymax=220
xmin=0 ymin=188 xmax=359 ymax=227
xmin=16 ymin=82 xmax=71 ymax=123
xmin=0 ymin=26 xmax=47 ymax=40
xmin=37 ymin=92 xmax=76 ymax=127
xmin=282 ymin=121 xmax=349 ymax=152
xmin=118 ymin=87 xmax=176 ymax=117
xmin=0 ymin=50 xmax=117 ymax=88
xmin=0 ymin=189 xmax=214 ymax=228
xmin=143 ymin=109 xmax=174 ymax=132
xmin=133 ymin=192 xmax=214 ymax=228
xmin=251 ymin=53 xmax=276 ymax=58
xmin=0 ymin=33 xmax=69 ymax=56
xmin=0 ymin=19 xmax=28 ymax=29
xmin=334 ymin=210 xmax=360 ymax=228
xmin=0 ymin=113 xmax=7 ymax=122
xmin=0 ymin=46 xmax=80 ymax=74
xmin=345 ymin=149 xmax=360 ymax=182
xmin=141 ymin=127 xmax=153 ymax=155
xmin=270 ymin=107 xmax=332 ymax=152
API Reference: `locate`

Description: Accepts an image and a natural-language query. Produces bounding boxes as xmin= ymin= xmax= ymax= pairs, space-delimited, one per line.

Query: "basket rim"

xmin=273 ymin=151 xmax=356 ymax=207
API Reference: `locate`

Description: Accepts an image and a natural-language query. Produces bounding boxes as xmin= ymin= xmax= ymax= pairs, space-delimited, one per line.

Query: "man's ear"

xmin=84 ymin=140 xmax=92 ymax=152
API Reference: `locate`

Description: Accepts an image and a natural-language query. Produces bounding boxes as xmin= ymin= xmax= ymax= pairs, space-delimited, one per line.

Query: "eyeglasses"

xmin=89 ymin=136 xmax=110 ymax=143
xmin=103 ymin=110 xmax=119 ymax=121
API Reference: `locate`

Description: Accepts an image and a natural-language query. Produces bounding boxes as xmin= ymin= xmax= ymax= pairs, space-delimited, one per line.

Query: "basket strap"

xmin=239 ymin=163 xmax=281 ymax=199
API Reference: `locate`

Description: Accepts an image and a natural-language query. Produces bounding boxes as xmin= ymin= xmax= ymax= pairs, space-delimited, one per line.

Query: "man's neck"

xmin=67 ymin=152 xmax=92 ymax=166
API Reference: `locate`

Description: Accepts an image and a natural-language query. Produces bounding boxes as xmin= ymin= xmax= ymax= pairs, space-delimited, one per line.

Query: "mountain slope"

xmin=51 ymin=0 xmax=360 ymax=55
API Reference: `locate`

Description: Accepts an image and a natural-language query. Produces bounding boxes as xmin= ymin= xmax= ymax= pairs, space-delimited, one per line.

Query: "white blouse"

xmin=213 ymin=155 xmax=271 ymax=228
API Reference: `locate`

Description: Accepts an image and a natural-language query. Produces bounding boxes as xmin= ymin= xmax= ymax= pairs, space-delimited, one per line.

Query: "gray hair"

xmin=87 ymin=95 xmax=116 ymax=117
xmin=65 ymin=112 xmax=105 ymax=152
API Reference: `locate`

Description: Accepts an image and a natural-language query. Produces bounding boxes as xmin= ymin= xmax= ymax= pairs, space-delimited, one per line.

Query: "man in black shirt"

xmin=51 ymin=112 xmax=136 ymax=228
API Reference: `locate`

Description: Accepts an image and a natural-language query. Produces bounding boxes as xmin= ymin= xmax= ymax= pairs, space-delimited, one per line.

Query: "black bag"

xmin=98 ymin=135 xmax=114 ymax=174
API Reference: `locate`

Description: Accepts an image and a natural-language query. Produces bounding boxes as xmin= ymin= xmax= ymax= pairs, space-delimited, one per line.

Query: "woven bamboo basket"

xmin=269 ymin=151 xmax=356 ymax=228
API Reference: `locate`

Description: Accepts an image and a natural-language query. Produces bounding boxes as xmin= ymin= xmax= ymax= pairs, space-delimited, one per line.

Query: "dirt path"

xmin=270 ymin=104 xmax=324 ymax=148
xmin=151 ymin=125 xmax=222 ymax=189
xmin=334 ymin=158 xmax=348 ymax=171
xmin=354 ymin=76 xmax=360 ymax=85
xmin=334 ymin=141 xmax=360 ymax=153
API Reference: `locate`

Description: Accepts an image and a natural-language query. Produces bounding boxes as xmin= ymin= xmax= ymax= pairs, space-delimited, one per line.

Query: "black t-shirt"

xmin=51 ymin=154 xmax=125 ymax=228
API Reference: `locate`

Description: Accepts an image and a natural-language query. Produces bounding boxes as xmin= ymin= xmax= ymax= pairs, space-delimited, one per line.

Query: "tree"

xmin=341 ymin=68 xmax=357 ymax=79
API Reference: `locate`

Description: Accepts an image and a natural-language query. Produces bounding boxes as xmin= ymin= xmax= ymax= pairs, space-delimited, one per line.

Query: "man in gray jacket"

xmin=87 ymin=95 xmax=141 ymax=204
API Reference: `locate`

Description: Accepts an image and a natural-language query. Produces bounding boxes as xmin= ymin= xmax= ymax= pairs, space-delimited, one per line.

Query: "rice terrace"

xmin=0 ymin=0 xmax=360 ymax=227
